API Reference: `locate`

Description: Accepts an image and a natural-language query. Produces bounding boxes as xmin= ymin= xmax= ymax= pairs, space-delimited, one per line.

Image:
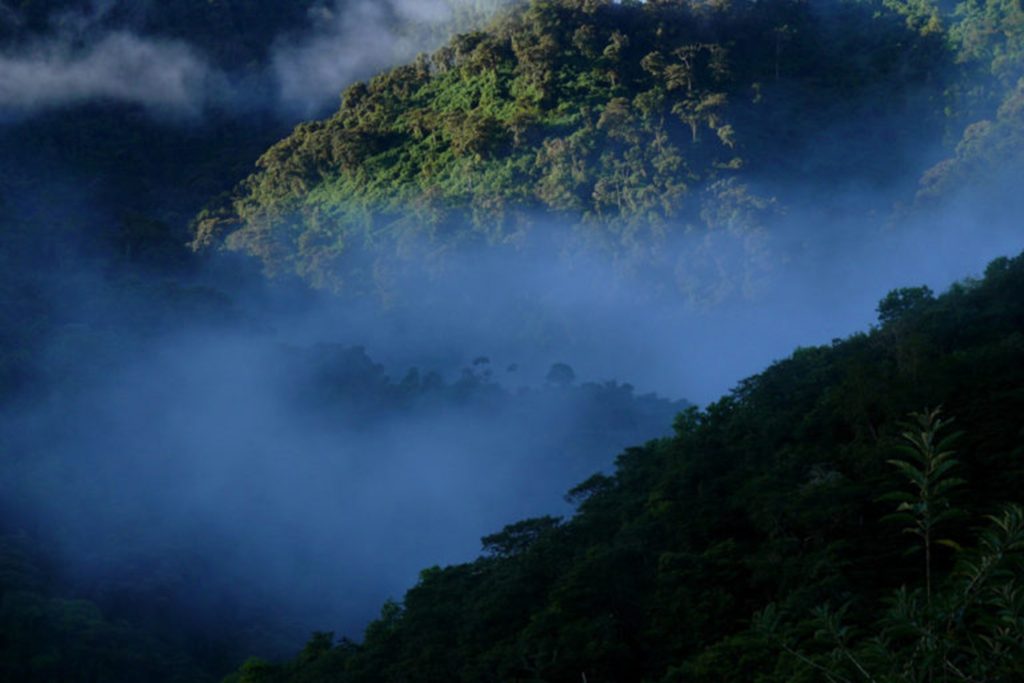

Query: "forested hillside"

xmin=194 ymin=0 xmax=1024 ymax=296
xmin=1 ymin=1 xmax=1023 ymax=682
xmin=0 ymin=0 xmax=515 ymax=397
xmin=228 ymin=252 xmax=1024 ymax=683
xmin=0 ymin=339 xmax=687 ymax=682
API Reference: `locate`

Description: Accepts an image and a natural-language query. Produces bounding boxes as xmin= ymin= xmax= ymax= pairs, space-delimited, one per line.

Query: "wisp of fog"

xmin=2 ymin=0 xmax=1023 ymax=654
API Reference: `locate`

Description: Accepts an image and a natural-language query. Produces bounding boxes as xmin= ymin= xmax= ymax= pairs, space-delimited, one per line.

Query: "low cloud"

xmin=272 ymin=0 xmax=517 ymax=117
xmin=0 ymin=0 xmax=506 ymax=119
xmin=271 ymin=0 xmax=460 ymax=117
xmin=0 ymin=32 xmax=214 ymax=116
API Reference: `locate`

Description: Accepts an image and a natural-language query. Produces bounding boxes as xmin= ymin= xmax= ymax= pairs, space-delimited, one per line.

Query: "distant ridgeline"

xmin=224 ymin=251 xmax=1024 ymax=683
xmin=193 ymin=0 xmax=1024 ymax=296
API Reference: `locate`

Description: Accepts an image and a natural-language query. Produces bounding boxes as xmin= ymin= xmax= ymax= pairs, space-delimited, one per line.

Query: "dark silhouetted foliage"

xmin=227 ymin=249 xmax=1024 ymax=682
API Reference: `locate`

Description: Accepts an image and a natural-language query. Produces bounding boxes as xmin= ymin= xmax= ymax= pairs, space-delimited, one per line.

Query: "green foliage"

xmin=225 ymin=251 xmax=1024 ymax=681
xmin=876 ymin=286 xmax=936 ymax=325
xmin=0 ymin=534 xmax=217 ymax=683
xmin=481 ymin=516 xmax=562 ymax=557
xmin=6 ymin=3 xmax=1024 ymax=680
xmin=197 ymin=0 xmax=953 ymax=295
xmin=758 ymin=503 xmax=1024 ymax=683
xmin=881 ymin=407 xmax=966 ymax=603
xmin=914 ymin=0 xmax=1024 ymax=203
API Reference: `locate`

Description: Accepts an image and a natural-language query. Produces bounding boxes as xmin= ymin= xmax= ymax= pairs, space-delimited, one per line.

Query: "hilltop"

xmin=194 ymin=0 xmax=1024 ymax=297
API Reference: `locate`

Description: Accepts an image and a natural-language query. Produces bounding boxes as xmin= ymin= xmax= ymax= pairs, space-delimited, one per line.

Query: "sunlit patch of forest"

xmin=0 ymin=1 xmax=1023 ymax=682
xmin=196 ymin=0 xmax=1024 ymax=299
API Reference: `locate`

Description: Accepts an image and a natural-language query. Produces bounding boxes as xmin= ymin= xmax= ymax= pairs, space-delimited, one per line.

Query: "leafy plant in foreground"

xmin=757 ymin=411 xmax=1024 ymax=683
xmin=880 ymin=407 xmax=965 ymax=607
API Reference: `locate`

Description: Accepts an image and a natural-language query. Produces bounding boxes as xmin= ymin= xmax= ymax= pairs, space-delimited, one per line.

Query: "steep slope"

xmin=195 ymin=0 xmax=954 ymax=293
xmin=0 ymin=325 xmax=691 ymax=681
xmin=916 ymin=0 xmax=1024 ymax=205
xmin=0 ymin=0 xmax=517 ymax=400
xmin=227 ymin=250 xmax=1024 ymax=683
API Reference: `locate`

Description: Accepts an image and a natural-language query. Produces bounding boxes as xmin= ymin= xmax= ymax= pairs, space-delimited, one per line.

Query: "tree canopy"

xmin=195 ymin=0 xmax=976 ymax=295
xmin=222 ymin=250 xmax=1024 ymax=682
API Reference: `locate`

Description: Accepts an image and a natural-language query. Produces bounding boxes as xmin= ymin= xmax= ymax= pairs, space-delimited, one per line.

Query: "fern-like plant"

xmin=880 ymin=407 xmax=966 ymax=608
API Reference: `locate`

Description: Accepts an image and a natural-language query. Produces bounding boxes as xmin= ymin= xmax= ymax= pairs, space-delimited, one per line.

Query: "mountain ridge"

xmin=193 ymin=0 xmax=978 ymax=296
xmin=222 ymin=250 xmax=1024 ymax=683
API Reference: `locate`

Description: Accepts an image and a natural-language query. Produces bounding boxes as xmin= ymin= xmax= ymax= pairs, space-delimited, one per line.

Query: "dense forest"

xmin=222 ymin=249 xmax=1024 ymax=683
xmin=0 ymin=0 xmax=516 ymax=398
xmin=193 ymin=0 xmax=1024 ymax=298
xmin=0 ymin=340 xmax=688 ymax=681
xmin=0 ymin=0 xmax=1023 ymax=681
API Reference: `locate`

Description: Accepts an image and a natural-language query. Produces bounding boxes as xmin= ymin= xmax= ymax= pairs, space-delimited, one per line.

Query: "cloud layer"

xmin=271 ymin=0 xmax=485 ymax=116
xmin=0 ymin=32 xmax=211 ymax=115
xmin=0 ymin=0 xmax=508 ymax=118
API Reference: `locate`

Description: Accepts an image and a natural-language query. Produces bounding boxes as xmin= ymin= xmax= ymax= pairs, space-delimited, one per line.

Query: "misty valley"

xmin=1 ymin=1 xmax=1024 ymax=682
